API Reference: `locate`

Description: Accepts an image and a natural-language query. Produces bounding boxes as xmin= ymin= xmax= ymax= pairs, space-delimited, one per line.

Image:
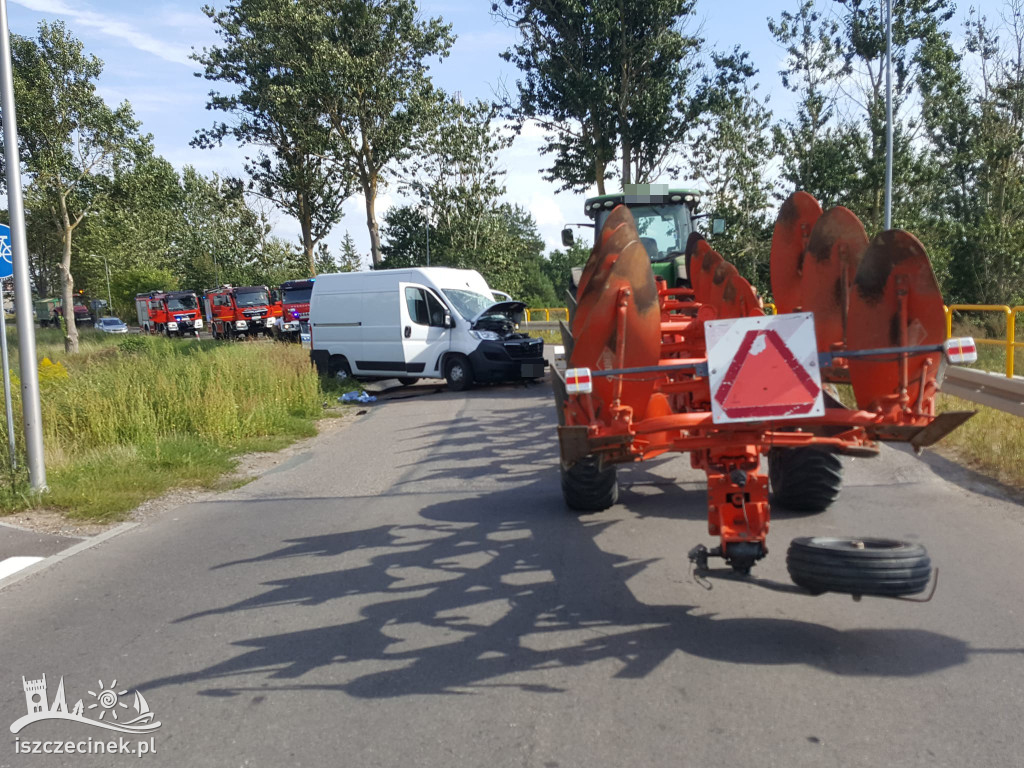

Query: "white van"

xmin=308 ymin=268 xmax=547 ymax=390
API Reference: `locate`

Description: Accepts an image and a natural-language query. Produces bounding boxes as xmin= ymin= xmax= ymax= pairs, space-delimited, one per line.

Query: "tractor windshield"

xmin=235 ymin=289 xmax=269 ymax=307
xmin=595 ymin=203 xmax=693 ymax=262
xmin=167 ymin=296 xmax=198 ymax=311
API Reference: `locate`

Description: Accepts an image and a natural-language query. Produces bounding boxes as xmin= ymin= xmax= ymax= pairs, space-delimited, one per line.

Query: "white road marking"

xmin=0 ymin=556 xmax=44 ymax=581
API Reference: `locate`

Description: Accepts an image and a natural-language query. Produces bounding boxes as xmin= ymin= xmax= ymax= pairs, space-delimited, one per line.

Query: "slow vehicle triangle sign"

xmin=715 ymin=329 xmax=820 ymax=418
xmin=705 ymin=312 xmax=825 ymax=424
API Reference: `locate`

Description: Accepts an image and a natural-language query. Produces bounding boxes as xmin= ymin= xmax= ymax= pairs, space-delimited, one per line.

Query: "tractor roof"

xmin=584 ymin=187 xmax=702 ymax=218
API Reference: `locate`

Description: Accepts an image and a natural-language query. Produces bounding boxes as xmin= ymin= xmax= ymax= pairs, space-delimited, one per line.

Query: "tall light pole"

xmin=102 ymin=254 xmax=112 ymax=315
xmin=884 ymin=0 xmax=893 ymax=230
xmin=0 ymin=0 xmax=46 ymax=489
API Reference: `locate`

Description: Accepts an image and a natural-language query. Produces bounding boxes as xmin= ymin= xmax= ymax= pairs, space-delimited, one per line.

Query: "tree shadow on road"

xmin=138 ymin=391 xmax=994 ymax=700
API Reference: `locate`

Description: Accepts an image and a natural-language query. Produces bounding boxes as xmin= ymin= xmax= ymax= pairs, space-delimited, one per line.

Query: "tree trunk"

xmin=621 ymin=136 xmax=632 ymax=187
xmin=364 ymin=177 xmax=382 ymax=269
xmin=300 ymin=198 xmax=315 ymax=276
xmin=58 ymin=195 xmax=79 ymax=355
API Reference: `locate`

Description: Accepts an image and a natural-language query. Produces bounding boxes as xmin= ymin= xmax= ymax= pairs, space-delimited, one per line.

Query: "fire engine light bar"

xmin=564 ymin=368 xmax=593 ymax=394
xmin=944 ymin=337 xmax=978 ymax=365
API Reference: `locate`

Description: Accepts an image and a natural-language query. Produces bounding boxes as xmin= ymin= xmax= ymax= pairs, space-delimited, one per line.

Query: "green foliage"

xmin=109 ymin=265 xmax=178 ymax=319
xmin=4 ymin=20 xmax=143 ymax=354
xmin=494 ymin=0 xmax=703 ymax=192
xmin=336 ymin=233 xmax=364 ymax=272
xmin=543 ymin=242 xmax=591 ymax=299
xmin=195 ymin=0 xmax=350 ymax=276
xmin=0 ymin=337 xmax=328 ymax=519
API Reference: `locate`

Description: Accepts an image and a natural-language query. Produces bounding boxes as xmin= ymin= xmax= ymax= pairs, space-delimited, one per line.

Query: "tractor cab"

xmin=564 ymin=186 xmax=704 ymax=289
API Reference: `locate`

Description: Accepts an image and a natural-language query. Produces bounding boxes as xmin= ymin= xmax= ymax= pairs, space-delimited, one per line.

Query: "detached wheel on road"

xmin=768 ymin=447 xmax=842 ymax=512
xmin=561 ymin=455 xmax=618 ymax=512
xmin=444 ymin=355 xmax=473 ymax=391
xmin=786 ymin=537 xmax=932 ymax=597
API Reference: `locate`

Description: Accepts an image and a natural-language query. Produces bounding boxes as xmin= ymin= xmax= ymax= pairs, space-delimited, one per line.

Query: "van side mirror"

xmin=711 ymin=218 xmax=726 ymax=235
xmin=561 ymin=227 xmax=575 ymax=247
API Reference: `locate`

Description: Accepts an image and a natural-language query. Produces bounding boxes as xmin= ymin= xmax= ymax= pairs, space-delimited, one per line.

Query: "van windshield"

xmin=442 ymin=289 xmax=493 ymax=320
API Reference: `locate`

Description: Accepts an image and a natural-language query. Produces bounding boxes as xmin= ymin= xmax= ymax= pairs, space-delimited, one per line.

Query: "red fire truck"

xmin=135 ymin=290 xmax=204 ymax=337
xmin=204 ymin=285 xmax=273 ymax=340
xmin=272 ymin=279 xmax=314 ymax=342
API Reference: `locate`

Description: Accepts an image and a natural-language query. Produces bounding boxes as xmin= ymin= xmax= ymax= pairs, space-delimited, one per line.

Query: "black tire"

xmin=561 ymin=455 xmax=618 ymax=512
xmin=768 ymin=447 xmax=842 ymax=513
xmin=444 ymin=355 xmax=472 ymax=391
xmin=786 ymin=537 xmax=932 ymax=597
xmin=398 ymin=377 xmax=419 ymax=386
xmin=328 ymin=355 xmax=352 ymax=379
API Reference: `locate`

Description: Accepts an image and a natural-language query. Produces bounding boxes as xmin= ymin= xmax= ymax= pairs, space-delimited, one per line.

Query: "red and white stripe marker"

xmin=944 ymin=337 xmax=978 ymax=365
xmin=565 ymin=367 xmax=593 ymax=394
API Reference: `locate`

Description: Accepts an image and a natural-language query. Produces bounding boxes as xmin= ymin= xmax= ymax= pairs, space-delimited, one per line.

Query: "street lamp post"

xmin=102 ymin=254 xmax=112 ymax=315
xmin=884 ymin=0 xmax=893 ymax=230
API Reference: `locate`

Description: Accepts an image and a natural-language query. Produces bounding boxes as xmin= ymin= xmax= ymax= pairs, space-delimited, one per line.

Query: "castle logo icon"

xmin=10 ymin=674 xmax=161 ymax=735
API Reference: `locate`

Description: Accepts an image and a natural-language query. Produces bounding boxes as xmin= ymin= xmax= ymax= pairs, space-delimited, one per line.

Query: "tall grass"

xmin=0 ymin=330 xmax=333 ymax=520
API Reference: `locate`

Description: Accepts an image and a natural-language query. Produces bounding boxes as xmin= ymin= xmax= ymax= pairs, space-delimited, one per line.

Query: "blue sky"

xmin=5 ymin=0 xmax=1004 ymax=265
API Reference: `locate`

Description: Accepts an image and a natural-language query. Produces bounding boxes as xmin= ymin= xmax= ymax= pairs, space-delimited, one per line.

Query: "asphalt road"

xmin=1 ymin=380 xmax=1023 ymax=767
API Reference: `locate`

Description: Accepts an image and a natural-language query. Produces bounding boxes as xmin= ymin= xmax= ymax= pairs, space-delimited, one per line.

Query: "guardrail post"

xmin=1007 ymin=310 xmax=1016 ymax=378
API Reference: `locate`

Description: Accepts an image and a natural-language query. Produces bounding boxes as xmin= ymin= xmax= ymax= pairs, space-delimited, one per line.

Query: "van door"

xmin=400 ymin=284 xmax=450 ymax=376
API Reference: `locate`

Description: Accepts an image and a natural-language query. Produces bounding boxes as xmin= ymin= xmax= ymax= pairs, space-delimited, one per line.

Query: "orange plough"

xmin=555 ymin=191 xmax=977 ymax=594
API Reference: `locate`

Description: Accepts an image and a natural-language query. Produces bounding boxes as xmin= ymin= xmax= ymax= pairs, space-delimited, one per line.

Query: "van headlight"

xmin=470 ymin=330 xmax=501 ymax=341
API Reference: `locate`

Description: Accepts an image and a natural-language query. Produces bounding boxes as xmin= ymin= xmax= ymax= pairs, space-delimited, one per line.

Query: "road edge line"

xmin=0 ymin=522 xmax=138 ymax=592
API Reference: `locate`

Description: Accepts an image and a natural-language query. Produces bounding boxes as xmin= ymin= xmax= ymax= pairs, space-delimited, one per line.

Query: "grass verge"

xmin=0 ymin=329 xmax=357 ymax=522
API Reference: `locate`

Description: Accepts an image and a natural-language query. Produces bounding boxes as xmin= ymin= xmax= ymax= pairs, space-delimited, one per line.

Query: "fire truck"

xmin=272 ymin=279 xmax=314 ymax=342
xmin=135 ymin=290 xmax=204 ymax=337
xmin=204 ymin=285 xmax=273 ymax=340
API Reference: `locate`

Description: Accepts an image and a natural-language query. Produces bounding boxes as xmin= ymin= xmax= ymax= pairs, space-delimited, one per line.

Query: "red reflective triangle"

xmin=715 ymin=329 xmax=820 ymax=418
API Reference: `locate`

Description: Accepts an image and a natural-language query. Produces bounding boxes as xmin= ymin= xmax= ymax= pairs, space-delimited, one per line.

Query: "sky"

xmin=4 ymin=0 xmax=1008 ymax=265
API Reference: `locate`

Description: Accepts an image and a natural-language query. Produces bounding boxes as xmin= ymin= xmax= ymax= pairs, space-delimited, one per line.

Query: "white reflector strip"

xmin=944 ymin=337 xmax=978 ymax=365
xmin=565 ymin=367 xmax=593 ymax=394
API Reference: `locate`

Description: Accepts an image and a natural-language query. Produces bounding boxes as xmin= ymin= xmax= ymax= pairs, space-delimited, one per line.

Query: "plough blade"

xmin=847 ymin=230 xmax=946 ymax=415
xmin=802 ymin=206 xmax=868 ymax=351
xmin=567 ymin=206 xmax=662 ymax=420
xmin=770 ymin=191 xmax=823 ymax=314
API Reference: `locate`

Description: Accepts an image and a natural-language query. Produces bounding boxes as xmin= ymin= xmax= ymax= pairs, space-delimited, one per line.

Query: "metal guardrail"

xmin=941 ymin=366 xmax=1024 ymax=417
xmin=525 ymin=308 xmax=569 ymax=322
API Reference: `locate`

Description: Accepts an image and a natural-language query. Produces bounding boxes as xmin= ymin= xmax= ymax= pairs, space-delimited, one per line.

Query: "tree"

xmin=542 ymin=241 xmax=591 ymax=301
xmin=769 ymin=0 xmax=857 ymax=206
xmin=337 ymin=233 xmax=363 ymax=272
xmin=687 ymin=50 xmax=774 ymax=294
xmin=494 ymin=0 xmax=703 ymax=192
xmin=194 ymin=0 xmax=349 ymax=276
xmin=299 ymin=0 xmax=454 ymax=268
xmin=6 ymin=21 xmax=142 ymax=353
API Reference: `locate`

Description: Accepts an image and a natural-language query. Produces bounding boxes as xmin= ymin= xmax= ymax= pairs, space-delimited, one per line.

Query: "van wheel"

xmin=444 ymin=355 xmax=472 ymax=391
xmin=398 ymin=377 xmax=419 ymax=386
xmin=329 ymin=355 xmax=352 ymax=379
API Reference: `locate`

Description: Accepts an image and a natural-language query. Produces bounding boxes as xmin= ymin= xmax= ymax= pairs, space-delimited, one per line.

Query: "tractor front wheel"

xmin=768 ymin=447 xmax=842 ymax=513
xmin=561 ymin=455 xmax=618 ymax=512
xmin=786 ymin=537 xmax=932 ymax=597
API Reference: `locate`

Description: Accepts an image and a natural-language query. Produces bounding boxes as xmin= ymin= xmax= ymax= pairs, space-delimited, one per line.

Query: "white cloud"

xmin=12 ymin=0 xmax=194 ymax=65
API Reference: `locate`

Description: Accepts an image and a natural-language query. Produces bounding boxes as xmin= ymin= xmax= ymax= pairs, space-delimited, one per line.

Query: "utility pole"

xmin=884 ymin=0 xmax=893 ymax=230
xmin=0 ymin=0 xmax=46 ymax=489
xmin=102 ymin=254 xmax=112 ymax=315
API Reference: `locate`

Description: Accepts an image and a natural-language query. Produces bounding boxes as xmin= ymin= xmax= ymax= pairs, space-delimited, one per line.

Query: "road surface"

xmin=1 ymin=381 xmax=1022 ymax=767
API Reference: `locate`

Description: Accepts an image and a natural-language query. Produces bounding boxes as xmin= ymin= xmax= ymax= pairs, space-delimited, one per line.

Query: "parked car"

xmin=96 ymin=317 xmax=129 ymax=334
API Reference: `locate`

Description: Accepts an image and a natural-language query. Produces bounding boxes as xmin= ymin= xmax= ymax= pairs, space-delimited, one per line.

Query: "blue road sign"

xmin=0 ymin=223 xmax=12 ymax=279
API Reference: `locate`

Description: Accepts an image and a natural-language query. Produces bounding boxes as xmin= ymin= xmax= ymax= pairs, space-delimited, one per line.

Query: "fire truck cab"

xmin=205 ymin=285 xmax=273 ymax=340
